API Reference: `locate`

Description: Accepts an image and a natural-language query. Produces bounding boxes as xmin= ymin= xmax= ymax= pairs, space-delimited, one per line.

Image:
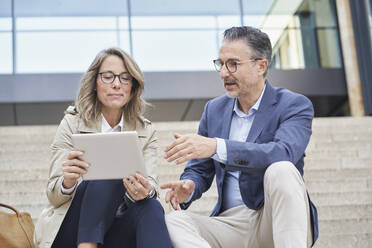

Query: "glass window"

xmin=16 ymin=17 xmax=119 ymax=31
xmin=317 ymin=28 xmax=342 ymax=68
xmin=271 ymin=0 xmax=342 ymax=69
xmin=14 ymin=0 xmax=129 ymax=73
xmin=130 ymin=0 xmax=241 ymax=71
xmin=132 ymin=30 xmax=216 ymax=71
xmin=14 ymin=0 xmax=128 ymax=17
xmin=0 ymin=0 xmax=12 ymax=74
xmin=17 ymin=31 xmax=129 ymax=73
xmin=0 ymin=33 xmax=12 ymax=73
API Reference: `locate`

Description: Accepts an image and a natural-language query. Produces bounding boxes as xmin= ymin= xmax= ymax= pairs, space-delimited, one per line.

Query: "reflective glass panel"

xmin=17 ymin=31 xmax=125 ymax=73
xmin=131 ymin=0 xmax=241 ymax=71
xmin=0 ymin=33 xmax=12 ymax=73
xmin=14 ymin=0 xmax=129 ymax=73
xmin=271 ymin=0 xmax=342 ymax=69
xmin=0 ymin=0 xmax=12 ymax=74
xmin=132 ymin=30 xmax=216 ymax=71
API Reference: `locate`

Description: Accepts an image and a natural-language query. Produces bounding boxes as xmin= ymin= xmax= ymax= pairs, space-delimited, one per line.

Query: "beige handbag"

xmin=0 ymin=203 xmax=35 ymax=248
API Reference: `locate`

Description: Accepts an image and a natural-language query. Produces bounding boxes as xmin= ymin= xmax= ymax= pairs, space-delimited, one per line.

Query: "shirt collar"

xmin=101 ymin=114 xmax=124 ymax=133
xmin=233 ymin=84 xmax=266 ymax=118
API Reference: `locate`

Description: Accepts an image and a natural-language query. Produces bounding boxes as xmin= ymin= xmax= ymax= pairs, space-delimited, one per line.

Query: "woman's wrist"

xmin=146 ymin=185 xmax=156 ymax=199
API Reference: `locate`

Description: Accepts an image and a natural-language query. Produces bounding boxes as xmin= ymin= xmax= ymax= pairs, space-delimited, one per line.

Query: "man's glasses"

xmin=213 ymin=58 xmax=262 ymax=73
xmin=98 ymin=72 xmax=132 ymax=85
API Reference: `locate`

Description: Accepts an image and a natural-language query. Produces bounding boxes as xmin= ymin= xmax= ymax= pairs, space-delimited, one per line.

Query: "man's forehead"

xmin=219 ymin=40 xmax=252 ymax=59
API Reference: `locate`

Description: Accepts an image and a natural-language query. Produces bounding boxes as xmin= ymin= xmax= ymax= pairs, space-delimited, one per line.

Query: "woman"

xmin=34 ymin=47 xmax=172 ymax=248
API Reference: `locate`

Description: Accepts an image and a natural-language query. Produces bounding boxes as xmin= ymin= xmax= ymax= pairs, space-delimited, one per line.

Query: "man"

xmin=161 ymin=26 xmax=318 ymax=248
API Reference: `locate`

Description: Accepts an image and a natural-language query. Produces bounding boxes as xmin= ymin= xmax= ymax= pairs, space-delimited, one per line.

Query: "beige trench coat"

xmin=34 ymin=106 xmax=159 ymax=248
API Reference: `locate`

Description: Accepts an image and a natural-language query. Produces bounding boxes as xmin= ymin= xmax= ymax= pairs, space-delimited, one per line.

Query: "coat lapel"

xmin=246 ymin=82 xmax=278 ymax=142
xmin=123 ymin=117 xmax=147 ymax=137
xmin=77 ymin=116 xmax=101 ymax=133
xmin=220 ymin=97 xmax=235 ymax=139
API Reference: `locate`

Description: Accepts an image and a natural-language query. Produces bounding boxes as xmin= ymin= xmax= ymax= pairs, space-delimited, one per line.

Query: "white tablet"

xmin=71 ymin=131 xmax=146 ymax=180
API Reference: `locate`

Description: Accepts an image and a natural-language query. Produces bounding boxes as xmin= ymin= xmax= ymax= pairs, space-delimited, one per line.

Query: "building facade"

xmin=0 ymin=0 xmax=371 ymax=125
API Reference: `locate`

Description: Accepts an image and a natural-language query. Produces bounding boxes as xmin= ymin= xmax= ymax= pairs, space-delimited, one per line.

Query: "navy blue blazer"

xmin=180 ymin=82 xmax=318 ymax=245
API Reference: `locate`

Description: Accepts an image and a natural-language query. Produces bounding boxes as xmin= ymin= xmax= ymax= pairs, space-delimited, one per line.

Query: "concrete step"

xmin=0 ymin=180 xmax=47 ymax=193
xmin=0 ymin=159 xmax=49 ymax=170
xmin=303 ymin=168 xmax=372 ymax=181
xmin=319 ymin=218 xmax=372 ymax=235
xmin=313 ymin=233 xmax=372 ymax=248
xmin=0 ymin=192 xmax=48 ymax=206
xmin=1 ymin=117 xmax=372 ymax=246
xmin=305 ymin=178 xmax=372 ymax=193
xmin=0 ymin=169 xmax=49 ymax=181
xmin=317 ymin=204 xmax=372 ymax=221
xmin=310 ymin=191 xmax=372 ymax=206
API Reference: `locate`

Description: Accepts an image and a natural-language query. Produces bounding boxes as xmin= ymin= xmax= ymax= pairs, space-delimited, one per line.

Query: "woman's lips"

xmin=108 ymin=94 xmax=123 ymax=98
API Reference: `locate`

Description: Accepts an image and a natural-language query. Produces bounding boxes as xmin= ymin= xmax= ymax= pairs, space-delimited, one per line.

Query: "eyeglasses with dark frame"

xmin=98 ymin=71 xmax=133 ymax=85
xmin=213 ymin=58 xmax=262 ymax=73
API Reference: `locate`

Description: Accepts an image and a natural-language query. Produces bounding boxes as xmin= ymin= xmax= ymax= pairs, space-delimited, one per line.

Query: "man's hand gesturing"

xmin=160 ymin=180 xmax=195 ymax=210
xmin=164 ymin=133 xmax=217 ymax=164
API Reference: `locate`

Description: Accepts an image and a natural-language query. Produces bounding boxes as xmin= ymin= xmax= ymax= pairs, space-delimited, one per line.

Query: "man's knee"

xmin=264 ymin=161 xmax=303 ymax=193
xmin=166 ymin=210 xmax=189 ymax=226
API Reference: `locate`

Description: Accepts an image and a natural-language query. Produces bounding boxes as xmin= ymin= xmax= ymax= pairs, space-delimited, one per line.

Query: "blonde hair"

xmin=75 ymin=47 xmax=146 ymax=127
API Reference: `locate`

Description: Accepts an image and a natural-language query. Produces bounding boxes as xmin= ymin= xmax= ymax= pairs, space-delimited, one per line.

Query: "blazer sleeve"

xmin=180 ymin=101 xmax=216 ymax=207
xmin=225 ymin=94 xmax=314 ymax=172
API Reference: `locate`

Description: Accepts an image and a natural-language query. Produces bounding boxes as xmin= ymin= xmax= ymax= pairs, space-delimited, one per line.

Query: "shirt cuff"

xmin=60 ymin=176 xmax=77 ymax=195
xmin=211 ymin=138 xmax=227 ymax=163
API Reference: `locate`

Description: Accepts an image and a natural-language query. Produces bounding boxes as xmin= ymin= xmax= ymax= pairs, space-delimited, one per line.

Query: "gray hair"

xmin=223 ymin=26 xmax=272 ymax=76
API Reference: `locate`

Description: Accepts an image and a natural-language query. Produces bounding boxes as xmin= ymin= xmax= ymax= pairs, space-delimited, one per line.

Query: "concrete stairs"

xmin=0 ymin=117 xmax=372 ymax=247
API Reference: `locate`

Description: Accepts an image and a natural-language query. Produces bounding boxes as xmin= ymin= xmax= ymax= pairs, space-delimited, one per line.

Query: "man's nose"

xmin=219 ymin=64 xmax=230 ymax=79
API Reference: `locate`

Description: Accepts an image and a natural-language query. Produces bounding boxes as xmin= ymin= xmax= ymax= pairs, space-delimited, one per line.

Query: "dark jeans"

xmin=52 ymin=180 xmax=172 ymax=248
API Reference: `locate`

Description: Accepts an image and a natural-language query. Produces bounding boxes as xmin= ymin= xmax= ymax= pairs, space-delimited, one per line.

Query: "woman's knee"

xmin=137 ymin=198 xmax=164 ymax=214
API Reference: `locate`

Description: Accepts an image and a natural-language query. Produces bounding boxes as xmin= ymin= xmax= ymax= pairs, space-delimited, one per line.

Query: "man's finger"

xmin=175 ymin=152 xmax=194 ymax=165
xmin=160 ymin=182 xmax=179 ymax=189
xmin=165 ymin=142 xmax=190 ymax=161
xmin=171 ymin=196 xmax=179 ymax=210
xmin=165 ymin=190 xmax=174 ymax=203
xmin=164 ymin=134 xmax=185 ymax=153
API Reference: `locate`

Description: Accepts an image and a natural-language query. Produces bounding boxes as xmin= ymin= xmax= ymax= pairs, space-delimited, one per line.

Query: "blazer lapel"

xmin=246 ymin=82 xmax=278 ymax=142
xmin=220 ymin=97 xmax=235 ymax=139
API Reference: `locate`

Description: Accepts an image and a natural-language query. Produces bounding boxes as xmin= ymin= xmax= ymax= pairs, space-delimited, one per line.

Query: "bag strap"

xmin=0 ymin=203 xmax=20 ymax=216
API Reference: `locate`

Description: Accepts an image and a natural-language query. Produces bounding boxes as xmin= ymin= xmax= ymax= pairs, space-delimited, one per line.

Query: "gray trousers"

xmin=165 ymin=161 xmax=312 ymax=248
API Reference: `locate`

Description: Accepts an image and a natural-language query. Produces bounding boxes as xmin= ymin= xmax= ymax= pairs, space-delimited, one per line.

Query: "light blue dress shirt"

xmin=212 ymin=85 xmax=266 ymax=211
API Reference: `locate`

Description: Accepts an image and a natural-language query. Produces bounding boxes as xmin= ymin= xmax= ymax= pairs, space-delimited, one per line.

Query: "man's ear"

xmin=257 ymin=59 xmax=268 ymax=76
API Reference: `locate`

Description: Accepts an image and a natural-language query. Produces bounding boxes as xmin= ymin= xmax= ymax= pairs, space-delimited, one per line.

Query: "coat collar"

xmin=76 ymin=112 xmax=148 ymax=137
